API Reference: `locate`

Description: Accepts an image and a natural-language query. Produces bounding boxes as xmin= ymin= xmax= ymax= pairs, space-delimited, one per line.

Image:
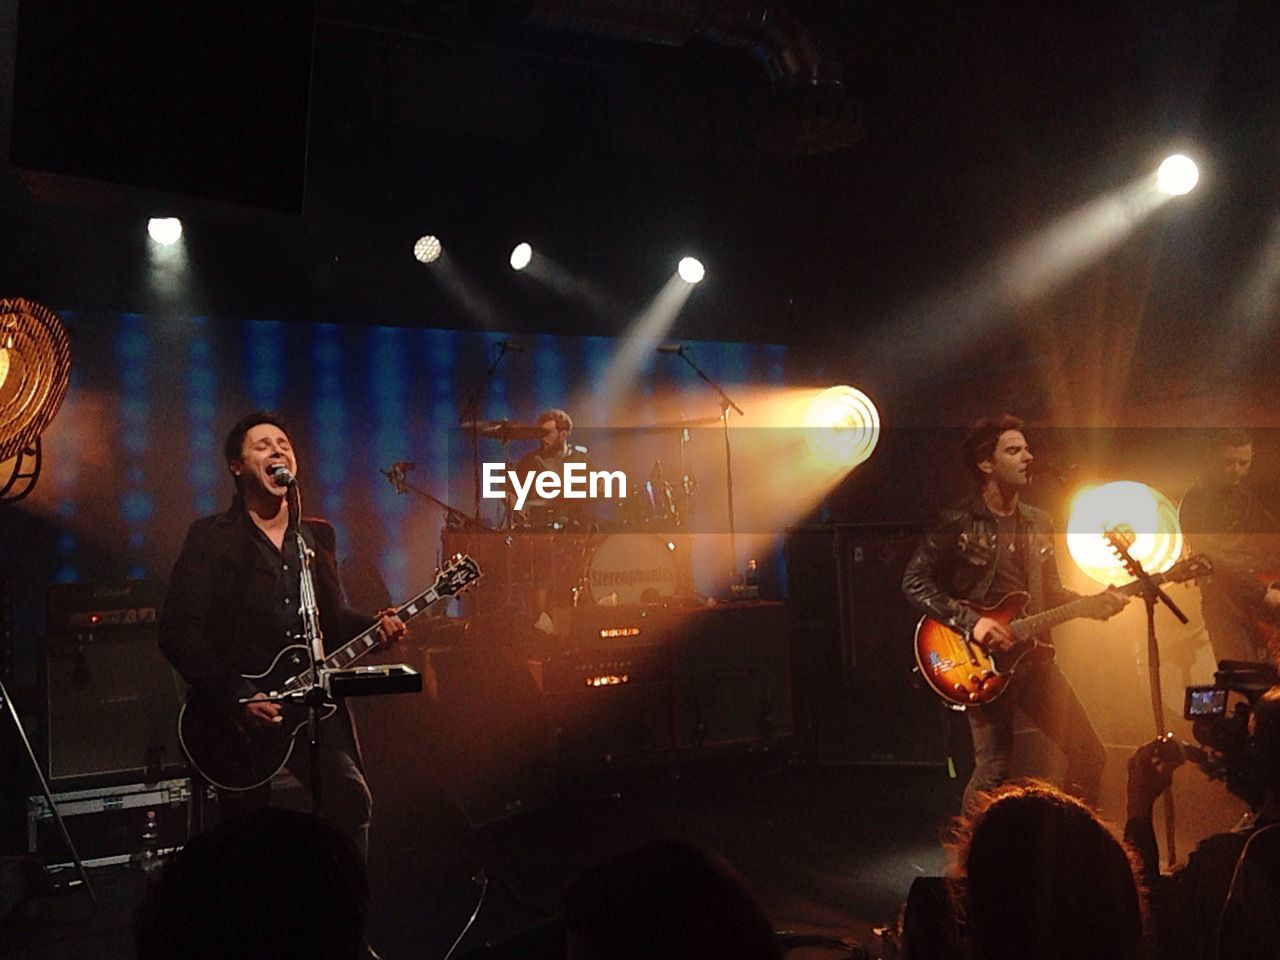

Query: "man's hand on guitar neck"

xmin=973 ymin=617 xmax=1016 ymax=652
xmin=374 ymin=609 xmax=408 ymax=647
xmin=1087 ymin=586 xmax=1130 ymax=621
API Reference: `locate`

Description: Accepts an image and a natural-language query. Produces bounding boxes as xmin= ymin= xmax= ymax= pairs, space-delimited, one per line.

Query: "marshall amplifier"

xmin=43 ymin=579 xmax=185 ymax=787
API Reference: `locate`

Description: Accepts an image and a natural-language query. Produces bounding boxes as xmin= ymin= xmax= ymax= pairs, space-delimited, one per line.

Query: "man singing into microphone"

xmin=902 ymin=415 xmax=1129 ymax=813
xmin=160 ymin=411 xmax=405 ymax=858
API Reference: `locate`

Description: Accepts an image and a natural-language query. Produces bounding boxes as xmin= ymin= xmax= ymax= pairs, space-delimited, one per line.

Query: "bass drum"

xmin=585 ymin=534 xmax=680 ymax=605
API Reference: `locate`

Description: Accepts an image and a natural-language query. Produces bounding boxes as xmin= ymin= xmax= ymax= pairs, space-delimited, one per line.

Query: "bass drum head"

xmin=585 ymin=534 xmax=680 ymax=604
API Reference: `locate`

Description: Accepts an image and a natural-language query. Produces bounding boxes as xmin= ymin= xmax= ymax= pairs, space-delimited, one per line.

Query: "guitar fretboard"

xmin=322 ymin=586 xmax=442 ymax=671
xmin=1011 ymin=575 xmax=1162 ymax=641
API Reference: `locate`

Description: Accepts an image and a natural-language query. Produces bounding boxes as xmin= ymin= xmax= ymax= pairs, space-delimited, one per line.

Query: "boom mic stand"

xmin=663 ymin=346 xmax=744 ymax=581
xmin=0 ymin=673 xmax=96 ymax=905
xmin=458 ymin=342 xmax=517 ymax=521
xmin=1108 ymin=533 xmax=1187 ymax=867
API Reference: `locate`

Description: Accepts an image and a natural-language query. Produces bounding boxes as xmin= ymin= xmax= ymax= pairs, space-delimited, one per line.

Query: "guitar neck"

xmin=322 ymin=586 xmax=441 ymax=671
xmin=1013 ymin=575 xmax=1157 ymax=639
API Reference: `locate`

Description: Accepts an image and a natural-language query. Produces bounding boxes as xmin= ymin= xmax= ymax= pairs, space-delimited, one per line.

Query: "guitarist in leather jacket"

xmin=160 ymin=412 xmax=405 ymax=859
xmin=902 ymin=415 xmax=1128 ymax=813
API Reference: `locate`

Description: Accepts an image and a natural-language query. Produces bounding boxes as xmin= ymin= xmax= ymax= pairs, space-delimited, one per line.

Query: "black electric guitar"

xmin=179 ymin=554 xmax=481 ymax=791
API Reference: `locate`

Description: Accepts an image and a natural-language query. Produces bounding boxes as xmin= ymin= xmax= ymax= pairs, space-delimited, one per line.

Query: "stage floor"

xmin=3 ymin=760 xmax=961 ymax=960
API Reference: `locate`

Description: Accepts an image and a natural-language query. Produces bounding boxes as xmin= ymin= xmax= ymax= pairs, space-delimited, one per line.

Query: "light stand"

xmin=664 ymin=346 xmax=744 ymax=581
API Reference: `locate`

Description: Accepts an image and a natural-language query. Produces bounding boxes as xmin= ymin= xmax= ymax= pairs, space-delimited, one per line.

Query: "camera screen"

xmin=1184 ymin=686 xmax=1227 ymax=719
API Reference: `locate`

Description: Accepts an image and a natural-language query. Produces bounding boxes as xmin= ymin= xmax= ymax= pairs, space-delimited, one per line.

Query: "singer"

xmin=158 ymin=411 xmax=406 ymax=858
xmin=901 ymin=414 xmax=1128 ymax=813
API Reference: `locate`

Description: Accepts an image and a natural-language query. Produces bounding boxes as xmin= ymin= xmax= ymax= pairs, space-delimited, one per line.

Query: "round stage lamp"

xmin=802 ymin=385 xmax=880 ymax=469
xmin=147 ymin=217 xmax=183 ymax=245
xmin=1066 ymin=481 xmax=1183 ymax=586
xmin=0 ymin=299 xmax=72 ymax=501
xmin=510 ymin=242 xmax=532 ymax=271
xmin=413 ymin=235 xmax=442 ymax=264
xmin=1156 ymin=154 xmax=1199 ymax=196
xmin=677 ymin=257 xmax=705 ymax=284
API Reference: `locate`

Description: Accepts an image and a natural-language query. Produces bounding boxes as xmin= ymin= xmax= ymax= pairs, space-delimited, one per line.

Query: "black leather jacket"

xmin=901 ymin=493 xmax=1080 ymax=639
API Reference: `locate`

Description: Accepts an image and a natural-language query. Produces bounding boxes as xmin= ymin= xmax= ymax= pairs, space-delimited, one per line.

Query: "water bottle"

xmin=134 ymin=809 xmax=163 ymax=880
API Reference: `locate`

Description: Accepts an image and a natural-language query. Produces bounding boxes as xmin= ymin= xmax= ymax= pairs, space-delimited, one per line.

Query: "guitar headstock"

xmin=1104 ymin=526 xmax=1141 ymax=578
xmin=437 ymin=554 xmax=482 ymax=596
xmin=1163 ymin=553 xmax=1212 ymax=585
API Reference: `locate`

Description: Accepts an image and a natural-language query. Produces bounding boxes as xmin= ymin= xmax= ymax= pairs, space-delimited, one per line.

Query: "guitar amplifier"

xmin=43 ymin=579 xmax=186 ymax=788
xmin=528 ymin=645 xmax=674 ymax=766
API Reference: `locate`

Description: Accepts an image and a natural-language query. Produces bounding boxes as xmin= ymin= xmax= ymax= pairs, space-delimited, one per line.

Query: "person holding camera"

xmin=1124 ymin=685 xmax=1280 ymax=960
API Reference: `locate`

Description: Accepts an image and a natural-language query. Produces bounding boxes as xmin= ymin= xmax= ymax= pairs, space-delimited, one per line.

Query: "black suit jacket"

xmin=159 ymin=503 xmax=373 ymax=700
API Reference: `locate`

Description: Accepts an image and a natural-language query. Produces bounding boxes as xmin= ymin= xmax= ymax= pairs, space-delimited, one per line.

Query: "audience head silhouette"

xmin=950 ymin=781 xmax=1144 ymax=960
xmin=134 ymin=808 xmax=369 ymax=960
xmin=563 ymin=838 xmax=781 ymax=960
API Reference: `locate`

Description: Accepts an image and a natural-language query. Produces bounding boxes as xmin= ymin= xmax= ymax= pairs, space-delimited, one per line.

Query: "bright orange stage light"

xmin=1066 ymin=481 xmax=1183 ymax=586
xmin=802 ymin=385 xmax=880 ymax=469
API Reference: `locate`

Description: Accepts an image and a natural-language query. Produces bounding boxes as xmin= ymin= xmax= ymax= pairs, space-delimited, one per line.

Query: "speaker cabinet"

xmin=789 ymin=524 xmax=950 ymax=766
xmin=671 ymin=602 xmax=793 ymax=751
xmin=43 ymin=581 xmax=184 ymax=788
xmin=426 ymin=647 xmax=553 ymax=828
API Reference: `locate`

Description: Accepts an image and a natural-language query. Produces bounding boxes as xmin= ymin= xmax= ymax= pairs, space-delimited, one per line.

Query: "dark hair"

xmin=946 ymin=781 xmax=1145 ymax=960
xmin=536 ymin=408 xmax=573 ymax=434
xmin=1211 ymin=428 xmax=1252 ymax=450
xmin=963 ymin=414 xmax=1025 ymax=483
xmin=1252 ymin=685 xmax=1280 ymax=796
xmin=563 ymin=838 xmax=781 ymax=960
xmin=222 ymin=411 xmax=290 ymax=490
xmin=223 ymin=410 xmax=290 ymax=464
xmin=134 ymin=808 xmax=369 ymax=960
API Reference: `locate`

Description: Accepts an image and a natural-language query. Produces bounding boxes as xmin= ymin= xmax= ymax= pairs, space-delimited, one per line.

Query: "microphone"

xmin=498 ymin=341 xmax=526 ymax=352
xmin=268 ymin=464 xmax=296 ymax=486
xmin=392 ymin=461 xmax=416 ymax=474
xmin=656 ymin=343 xmax=685 ymax=354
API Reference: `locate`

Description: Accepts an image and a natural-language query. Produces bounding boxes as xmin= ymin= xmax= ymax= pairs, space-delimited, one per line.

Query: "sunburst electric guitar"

xmin=914 ymin=554 xmax=1209 ymax=708
xmin=179 ymin=554 xmax=481 ymax=791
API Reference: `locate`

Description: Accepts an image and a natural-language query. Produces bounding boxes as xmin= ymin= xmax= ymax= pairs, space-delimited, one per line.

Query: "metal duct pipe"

xmin=525 ymin=0 xmax=840 ymax=91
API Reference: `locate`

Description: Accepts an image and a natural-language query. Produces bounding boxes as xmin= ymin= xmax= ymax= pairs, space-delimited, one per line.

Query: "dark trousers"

xmin=963 ymin=658 xmax=1105 ymax=815
xmin=216 ymin=710 xmax=372 ymax=860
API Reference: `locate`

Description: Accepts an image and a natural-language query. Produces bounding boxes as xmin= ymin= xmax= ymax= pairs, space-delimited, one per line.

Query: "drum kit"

xmin=392 ymin=416 xmax=716 ymax=617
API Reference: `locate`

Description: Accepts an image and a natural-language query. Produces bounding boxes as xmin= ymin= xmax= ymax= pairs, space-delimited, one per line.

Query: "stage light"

xmin=0 ymin=328 xmax=11 ymax=390
xmin=147 ymin=218 xmax=183 ymax=246
xmin=510 ymin=242 xmax=532 ymax=271
xmin=413 ymin=235 xmax=442 ymax=264
xmin=802 ymin=385 xmax=880 ymax=469
xmin=1066 ymin=481 xmax=1183 ymax=586
xmin=1156 ymin=154 xmax=1199 ymax=196
xmin=677 ymin=257 xmax=705 ymax=284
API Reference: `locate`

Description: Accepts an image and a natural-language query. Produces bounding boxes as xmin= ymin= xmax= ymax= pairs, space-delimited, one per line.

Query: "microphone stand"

xmin=665 ymin=347 xmax=744 ymax=581
xmin=1111 ymin=537 xmax=1188 ymax=868
xmin=1 ymin=674 xmax=97 ymax=905
xmin=458 ymin=342 xmax=515 ymax=521
xmin=291 ymin=484 xmax=330 ymax=821
xmin=381 ymin=464 xmax=487 ymax=531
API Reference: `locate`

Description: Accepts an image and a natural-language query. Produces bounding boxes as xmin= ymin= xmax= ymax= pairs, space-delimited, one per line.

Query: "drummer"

xmin=511 ymin=408 xmax=592 ymax=527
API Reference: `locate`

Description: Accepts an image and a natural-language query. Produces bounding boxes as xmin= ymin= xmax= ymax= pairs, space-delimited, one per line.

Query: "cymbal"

xmin=459 ymin=419 xmax=544 ymax=440
xmin=630 ymin=416 xmax=723 ymax=432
